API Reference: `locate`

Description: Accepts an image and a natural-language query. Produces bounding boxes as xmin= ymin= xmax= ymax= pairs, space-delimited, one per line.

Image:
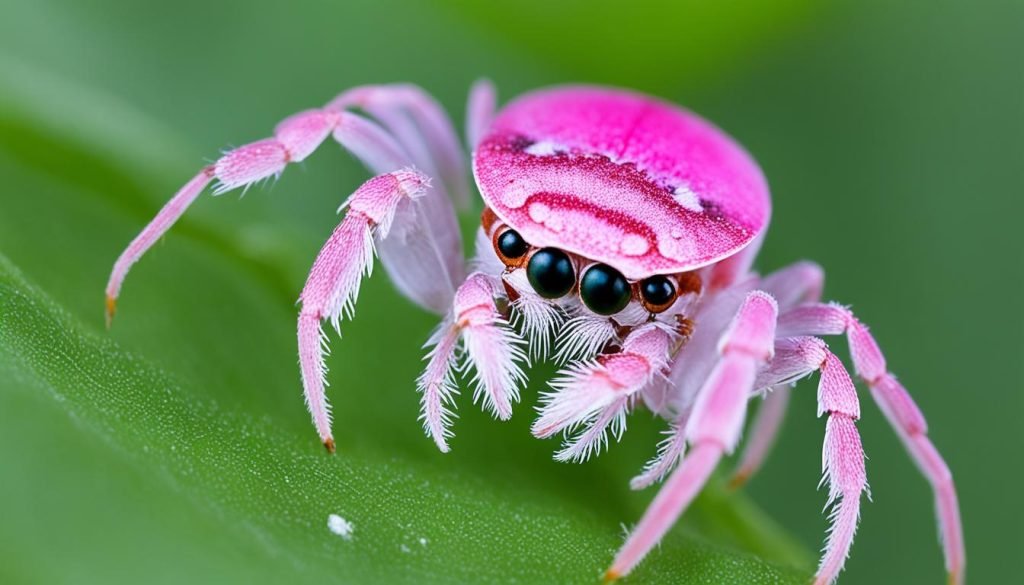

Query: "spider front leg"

xmin=533 ymin=323 xmax=675 ymax=463
xmin=778 ymin=303 xmax=966 ymax=584
xmin=106 ymin=82 xmax=475 ymax=324
xmin=606 ymin=291 xmax=778 ymax=581
xmin=297 ymin=169 xmax=431 ymax=452
xmin=105 ymin=104 xmax=415 ymax=324
xmin=105 ymin=83 xmax=475 ymax=451
xmin=416 ymin=272 xmax=528 ymax=452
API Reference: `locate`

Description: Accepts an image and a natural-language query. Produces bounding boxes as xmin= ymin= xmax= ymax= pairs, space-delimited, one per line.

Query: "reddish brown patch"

xmin=480 ymin=206 xmax=500 ymax=234
xmin=501 ymin=279 xmax=521 ymax=305
xmin=674 ymin=315 xmax=695 ymax=339
xmin=676 ymin=271 xmax=702 ymax=296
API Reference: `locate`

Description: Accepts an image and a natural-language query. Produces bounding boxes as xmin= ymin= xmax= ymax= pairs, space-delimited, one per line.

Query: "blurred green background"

xmin=0 ymin=0 xmax=1021 ymax=584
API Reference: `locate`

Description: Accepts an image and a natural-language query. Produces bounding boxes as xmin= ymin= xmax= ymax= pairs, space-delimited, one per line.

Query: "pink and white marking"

xmin=106 ymin=83 xmax=964 ymax=584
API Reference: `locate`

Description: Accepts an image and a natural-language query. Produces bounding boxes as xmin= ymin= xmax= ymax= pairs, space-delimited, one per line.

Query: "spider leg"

xmin=107 ymin=81 xmax=476 ymax=322
xmin=749 ymin=336 xmax=869 ymax=584
xmin=104 ymin=107 xmax=342 ymax=324
xmin=108 ymin=82 xmax=477 ymax=450
xmin=727 ymin=386 xmax=790 ymax=489
xmin=466 ymin=78 xmax=497 ymax=150
xmin=417 ymin=272 xmax=527 ymax=451
xmin=631 ymin=282 xmax=757 ymax=489
xmin=629 ymin=405 xmax=691 ymax=490
xmin=297 ymin=169 xmax=431 ymax=451
xmin=532 ymin=323 xmax=674 ymax=463
xmin=729 ymin=259 xmax=825 ymax=487
xmin=778 ymin=303 xmax=966 ymax=585
xmin=329 ymin=84 xmax=469 ymax=208
xmin=606 ymin=291 xmax=778 ymax=581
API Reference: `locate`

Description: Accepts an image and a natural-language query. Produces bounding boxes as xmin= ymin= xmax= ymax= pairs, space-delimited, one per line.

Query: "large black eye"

xmin=640 ymin=275 xmax=676 ymax=311
xmin=580 ymin=264 xmax=630 ymax=315
xmin=527 ymin=248 xmax=575 ymax=298
xmin=497 ymin=228 xmax=529 ymax=259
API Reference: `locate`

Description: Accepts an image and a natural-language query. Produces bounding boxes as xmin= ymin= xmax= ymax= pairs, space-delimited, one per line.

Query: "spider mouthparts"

xmin=602 ymin=569 xmax=621 ymax=584
xmin=323 ymin=437 xmax=336 ymax=454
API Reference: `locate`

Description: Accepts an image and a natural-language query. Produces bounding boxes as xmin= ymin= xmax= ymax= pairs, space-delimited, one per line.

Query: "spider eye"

xmin=496 ymin=228 xmax=529 ymax=259
xmin=526 ymin=248 xmax=575 ymax=298
xmin=639 ymin=275 xmax=677 ymax=313
xmin=579 ymin=264 xmax=631 ymax=315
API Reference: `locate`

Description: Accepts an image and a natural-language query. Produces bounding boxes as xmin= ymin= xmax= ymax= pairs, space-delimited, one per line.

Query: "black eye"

xmin=527 ymin=248 xmax=575 ymax=298
xmin=640 ymin=275 xmax=676 ymax=311
xmin=580 ymin=264 xmax=631 ymax=315
xmin=497 ymin=228 xmax=529 ymax=259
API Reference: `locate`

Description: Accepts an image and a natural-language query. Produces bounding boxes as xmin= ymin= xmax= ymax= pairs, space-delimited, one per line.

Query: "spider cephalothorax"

xmin=105 ymin=83 xmax=964 ymax=585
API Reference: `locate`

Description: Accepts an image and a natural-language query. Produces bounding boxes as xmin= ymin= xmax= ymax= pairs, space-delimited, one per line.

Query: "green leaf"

xmin=0 ymin=59 xmax=811 ymax=584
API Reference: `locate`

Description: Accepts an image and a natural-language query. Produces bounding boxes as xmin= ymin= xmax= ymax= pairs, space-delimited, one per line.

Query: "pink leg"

xmin=758 ymin=260 xmax=825 ymax=309
xmin=297 ymin=170 xmax=430 ymax=451
xmin=104 ymin=107 xmax=346 ymax=323
xmin=104 ymin=168 xmax=214 ymax=327
xmin=416 ymin=272 xmax=527 ymax=451
xmin=629 ymin=408 xmax=690 ymax=490
xmin=107 ymin=78 xmax=481 ymax=321
xmin=417 ymin=323 xmax=461 ymax=453
xmin=728 ymin=386 xmax=790 ymax=489
xmin=532 ymin=324 xmax=674 ymax=462
xmin=466 ymin=78 xmax=496 ymax=150
xmin=106 ymin=86 xmax=471 ymax=451
xmin=606 ymin=291 xmax=778 ymax=581
xmin=329 ymin=84 xmax=469 ymax=208
xmin=814 ymin=352 xmax=867 ymax=584
xmin=329 ymin=87 xmax=468 ymax=314
xmin=778 ymin=303 xmax=966 ymax=585
xmin=728 ymin=259 xmax=825 ymax=487
xmin=746 ymin=336 xmax=870 ymax=583
xmin=104 ymin=103 xmax=421 ymax=323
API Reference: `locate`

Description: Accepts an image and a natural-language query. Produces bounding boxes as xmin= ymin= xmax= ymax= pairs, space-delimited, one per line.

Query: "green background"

xmin=0 ymin=0 xmax=1020 ymax=584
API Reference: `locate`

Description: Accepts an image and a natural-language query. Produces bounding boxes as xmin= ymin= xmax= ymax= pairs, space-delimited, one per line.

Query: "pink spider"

xmin=105 ymin=83 xmax=964 ymax=584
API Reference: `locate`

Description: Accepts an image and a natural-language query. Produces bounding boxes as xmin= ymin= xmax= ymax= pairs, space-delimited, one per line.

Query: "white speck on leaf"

xmin=419 ymin=537 xmax=428 ymax=547
xmin=327 ymin=514 xmax=354 ymax=540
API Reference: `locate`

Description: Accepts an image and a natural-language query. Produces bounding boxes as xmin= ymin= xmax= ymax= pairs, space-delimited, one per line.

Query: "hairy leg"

xmin=751 ymin=336 xmax=869 ymax=584
xmin=532 ymin=323 xmax=674 ymax=462
xmin=297 ymin=170 xmax=430 ymax=451
xmin=107 ymin=83 xmax=472 ymax=321
xmin=416 ymin=272 xmax=527 ymax=451
xmin=105 ymin=107 xmax=347 ymax=322
xmin=607 ymin=291 xmax=778 ymax=580
xmin=105 ymin=84 xmax=475 ymax=450
xmin=778 ymin=303 xmax=966 ymax=584
xmin=631 ymin=280 xmax=758 ymax=488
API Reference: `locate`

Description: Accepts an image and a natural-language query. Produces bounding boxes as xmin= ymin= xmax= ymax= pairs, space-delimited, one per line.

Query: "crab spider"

xmin=106 ymin=83 xmax=964 ymax=584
